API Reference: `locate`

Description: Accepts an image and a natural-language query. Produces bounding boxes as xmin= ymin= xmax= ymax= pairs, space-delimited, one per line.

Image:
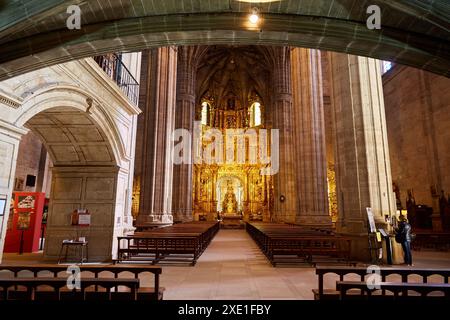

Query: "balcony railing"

xmin=94 ymin=54 xmax=139 ymax=105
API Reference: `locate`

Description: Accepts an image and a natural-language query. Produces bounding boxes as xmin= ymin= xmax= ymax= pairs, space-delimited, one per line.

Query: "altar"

xmin=219 ymin=180 xmax=244 ymax=229
xmin=192 ymin=91 xmax=273 ymax=223
xmin=221 ymin=214 xmax=244 ymax=229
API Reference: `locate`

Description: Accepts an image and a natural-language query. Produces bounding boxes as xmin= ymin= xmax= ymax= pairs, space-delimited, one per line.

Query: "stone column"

xmin=329 ymin=53 xmax=396 ymax=260
xmin=291 ymin=48 xmax=331 ymax=228
xmin=172 ymin=46 xmax=207 ymax=222
xmin=136 ymin=47 xmax=177 ymax=226
xmin=271 ymin=47 xmax=298 ymax=222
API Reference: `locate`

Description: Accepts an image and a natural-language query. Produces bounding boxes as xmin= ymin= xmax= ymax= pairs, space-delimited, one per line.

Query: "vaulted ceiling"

xmin=0 ymin=0 xmax=448 ymax=80
xmin=25 ymin=108 xmax=116 ymax=166
xmin=197 ymin=46 xmax=271 ymax=109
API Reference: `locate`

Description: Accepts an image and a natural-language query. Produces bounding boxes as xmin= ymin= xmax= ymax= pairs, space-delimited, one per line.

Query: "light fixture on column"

xmin=249 ymin=7 xmax=260 ymax=24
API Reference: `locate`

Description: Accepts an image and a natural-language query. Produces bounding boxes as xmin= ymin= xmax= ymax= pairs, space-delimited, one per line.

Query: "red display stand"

xmin=4 ymin=192 xmax=45 ymax=253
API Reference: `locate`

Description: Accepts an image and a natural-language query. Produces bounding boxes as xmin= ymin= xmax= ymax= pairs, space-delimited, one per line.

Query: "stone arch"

xmin=15 ymin=85 xmax=127 ymax=166
xmin=10 ymin=87 xmax=131 ymax=262
xmin=0 ymin=0 xmax=448 ymax=79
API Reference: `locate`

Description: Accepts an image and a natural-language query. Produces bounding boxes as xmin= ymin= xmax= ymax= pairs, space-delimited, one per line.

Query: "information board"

xmin=366 ymin=207 xmax=377 ymax=233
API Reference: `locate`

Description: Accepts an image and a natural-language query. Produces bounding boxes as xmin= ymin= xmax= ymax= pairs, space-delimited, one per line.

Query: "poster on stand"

xmin=366 ymin=207 xmax=377 ymax=233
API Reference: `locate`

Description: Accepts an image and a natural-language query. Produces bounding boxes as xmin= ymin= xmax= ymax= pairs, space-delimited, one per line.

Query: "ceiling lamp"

xmin=249 ymin=8 xmax=260 ymax=24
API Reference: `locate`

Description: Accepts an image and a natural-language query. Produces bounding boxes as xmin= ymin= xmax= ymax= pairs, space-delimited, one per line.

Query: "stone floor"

xmin=2 ymin=229 xmax=450 ymax=300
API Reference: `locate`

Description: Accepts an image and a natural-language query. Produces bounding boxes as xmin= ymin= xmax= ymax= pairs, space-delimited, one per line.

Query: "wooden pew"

xmin=246 ymin=222 xmax=351 ymax=266
xmin=314 ymin=266 xmax=450 ymax=300
xmin=0 ymin=264 xmax=163 ymax=301
xmin=337 ymin=281 xmax=450 ymax=300
xmin=0 ymin=278 xmax=140 ymax=301
xmin=412 ymin=232 xmax=450 ymax=251
xmin=116 ymin=221 xmax=219 ymax=265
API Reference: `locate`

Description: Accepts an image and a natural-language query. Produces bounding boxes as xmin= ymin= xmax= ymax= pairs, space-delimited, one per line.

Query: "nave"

xmin=3 ymin=229 xmax=450 ymax=300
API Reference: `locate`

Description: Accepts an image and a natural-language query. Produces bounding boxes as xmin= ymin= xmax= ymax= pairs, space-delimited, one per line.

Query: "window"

xmin=382 ymin=61 xmax=394 ymax=74
xmin=201 ymin=102 xmax=209 ymax=125
xmin=250 ymin=102 xmax=261 ymax=127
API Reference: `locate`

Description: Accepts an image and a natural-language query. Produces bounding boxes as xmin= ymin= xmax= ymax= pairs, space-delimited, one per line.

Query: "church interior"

xmin=0 ymin=0 xmax=449 ymax=304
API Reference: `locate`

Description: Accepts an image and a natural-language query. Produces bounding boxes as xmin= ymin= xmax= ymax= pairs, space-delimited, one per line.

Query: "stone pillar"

xmin=0 ymin=123 xmax=25 ymax=263
xmin=271 ymin=47 xmax=298 ymax=222
xmin=329 ymin=53 xmax=396 ymax=260
xmin=136 ymin=47 xmax=177 ymax=226
xmin=291 ymin=48 xmax=331 ymax=228
xmin=172 ymin=46 xmax=207 ymax=222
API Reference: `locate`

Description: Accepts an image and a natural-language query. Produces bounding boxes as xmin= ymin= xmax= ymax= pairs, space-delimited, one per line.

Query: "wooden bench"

xmin=412 ymin=232 xmax=450 ymax=251
xmin=337 ymin=281 xmax=450 ymax=300
xmin=116 ymin=221 xmax=219 ymax=265
xmin=246 ymin=222 xmax=351 ymax=266
xmin=0 ymin=264 xmax=164 ymax=301
xmin=0 ymin=278 xmax=139 ymax=301
xmin=314 ymin=266 xmax=450 ymax=300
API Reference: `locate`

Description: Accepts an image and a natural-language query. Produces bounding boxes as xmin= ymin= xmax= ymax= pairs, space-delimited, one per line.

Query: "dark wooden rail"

xmin=0 ymin=264 xmax=163 ymax=301
xmin=412 ymin=232 xmax=450 ymax=251
xmin=246 ymin=222 xmax=351 ymax=266
xmin=0 ymin=277 xmax=140 ymax=301
xmin=337 ymin=281 xmax=450 ymax=300
xmin=314 ymin=266 xmax=450 ymax=300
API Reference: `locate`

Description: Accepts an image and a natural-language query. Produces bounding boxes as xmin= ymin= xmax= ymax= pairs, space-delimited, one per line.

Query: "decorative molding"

xmin=0 ymin=92 xmax=21 ymax=109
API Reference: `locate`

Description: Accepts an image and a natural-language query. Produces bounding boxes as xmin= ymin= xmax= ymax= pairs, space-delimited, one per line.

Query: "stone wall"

xmin=383 ymin=66 xmax=450 ymax=212
xmin=45 ymin=167 xmax=118 ymax=261
xmin=14 ymin=131 xmax=43 ymax=193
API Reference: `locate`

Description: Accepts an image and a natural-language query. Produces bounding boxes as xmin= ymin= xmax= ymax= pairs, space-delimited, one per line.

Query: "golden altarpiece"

xmin=193 ymin=91 xmax=274 ymax=223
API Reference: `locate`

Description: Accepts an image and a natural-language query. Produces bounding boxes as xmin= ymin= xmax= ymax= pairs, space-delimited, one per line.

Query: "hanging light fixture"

xmin=249 ymin=7 xmax=260 ymax=24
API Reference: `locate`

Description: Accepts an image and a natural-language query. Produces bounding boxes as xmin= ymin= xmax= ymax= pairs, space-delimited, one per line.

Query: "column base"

xmin=173 ymin=211 xmax=193 ymax=223
xmin=136 ymin=214 xmax=173 ymax=229
xmin=272 ymin=210 xmax=296 ymax=223
xmin=335 ymin=232 xmax=372 ymax=262
xmin=295 ymin=215 xmax=333 ymax=229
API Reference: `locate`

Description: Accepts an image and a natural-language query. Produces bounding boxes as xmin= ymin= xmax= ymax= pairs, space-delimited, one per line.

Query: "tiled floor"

xmin=2 ymin=229 xmax=450 ymax=300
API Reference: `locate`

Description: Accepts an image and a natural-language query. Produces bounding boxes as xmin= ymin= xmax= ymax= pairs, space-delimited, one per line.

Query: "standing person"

xmin=396 ymin=215 xmax=413 ymax=266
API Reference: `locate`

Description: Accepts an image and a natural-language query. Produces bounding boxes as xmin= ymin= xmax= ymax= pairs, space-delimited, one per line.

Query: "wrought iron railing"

xmin=94 ymin=54 xmax=139 ymax=105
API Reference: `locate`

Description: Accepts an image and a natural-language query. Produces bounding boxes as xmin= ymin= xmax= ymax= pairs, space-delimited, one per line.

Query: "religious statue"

xmin=222 ymin=180 xmax=238 ymax=215
xmin=199 ymin=172 xmax=209 ymax=201
xmin=227 ymin=98 xmax=235 ymax=110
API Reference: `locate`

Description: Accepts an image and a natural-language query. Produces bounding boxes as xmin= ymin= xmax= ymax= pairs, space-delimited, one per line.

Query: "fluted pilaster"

xmin=270 ymin=46 xmax=298 ymax=222
xmin=291 ymin=48 xmax=331 ymax=227
xmin=137 ymin=47 xmax=178 ymax=225
xmin=172 ymin=46 xmax=208 ymax=222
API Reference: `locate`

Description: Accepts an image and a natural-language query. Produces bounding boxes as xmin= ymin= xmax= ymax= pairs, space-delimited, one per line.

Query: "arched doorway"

xmin=21 ymin=106 xmax=120 ymax=262
xmin=0 ymin=62 xmax=140 ymax=262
